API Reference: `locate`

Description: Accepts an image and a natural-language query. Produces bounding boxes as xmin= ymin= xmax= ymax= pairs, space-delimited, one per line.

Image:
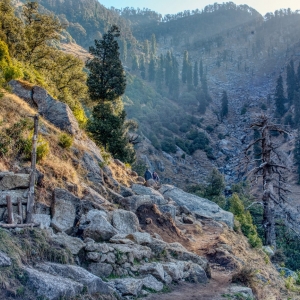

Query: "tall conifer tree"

xmin=193 ymin=61 xmax=199 ymax=87
xmin=274 ymin=74 xmax=285 ymax=117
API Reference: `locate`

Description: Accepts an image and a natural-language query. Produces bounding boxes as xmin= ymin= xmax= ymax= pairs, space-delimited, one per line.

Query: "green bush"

xmin=24 ymin=136 xmax=50 ymax=162
xmin=58 ymin=133 xmax=74 ymax=149
xmin=206 ymin=125 xmax=214 ymax=133
xmin=241 ymin=105 xmax=247 ymax=115
xmin=229 ymin=193 xmax=262 ymax=248
xmin=161 ymin=138 xmax=176 ymax=153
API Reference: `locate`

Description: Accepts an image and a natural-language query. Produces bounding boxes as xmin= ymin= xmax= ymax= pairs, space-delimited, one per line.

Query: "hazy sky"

xmin=99 ymin=0 xmax=300 ymax=15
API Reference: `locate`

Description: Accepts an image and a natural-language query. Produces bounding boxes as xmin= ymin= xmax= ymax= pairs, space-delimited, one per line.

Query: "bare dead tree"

xmin=245 ymin=114 xmax=290 ymax=248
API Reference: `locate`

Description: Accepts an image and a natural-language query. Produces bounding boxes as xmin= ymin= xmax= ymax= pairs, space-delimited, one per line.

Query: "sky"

xmin=99 ymin=0 xmax=300 ymax=16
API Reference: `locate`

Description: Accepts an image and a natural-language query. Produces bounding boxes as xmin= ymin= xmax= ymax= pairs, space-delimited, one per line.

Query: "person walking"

xmin=144 ymin=168 xmax=153 ymax=181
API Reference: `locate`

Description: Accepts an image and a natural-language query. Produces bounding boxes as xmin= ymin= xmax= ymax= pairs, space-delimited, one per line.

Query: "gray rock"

xmin=159 ymin=205 xmax=176 ymax=219
xmin=110 ymin=234 xmax=135 ymax=245
xmin=82 ymin=187 xmax=108 ymax=205
xmin=32 ymin=214 xmax=51 ymax=229
xmin=0 ymin=251 xmax=11 ymax=267
xmin=145 ymin=179 xmax=156 ymax=187
xmin=162 ymin=261 xmax=185 ymax=282
xmin=36 ymin=262 xmax=112 ymax=295
xmin=0 ymin=174 xmax=29 ymax=190
xmin=276 ymin=267 xmax=298 ymax=280
xmin=113 ymin=278 xmax=143 ymax=296
xmin=0 ymin=190 xmax=28 ymax=206
xmin=183 ymin=262 xmax=208 ymax=283
xmin=80 ymin=210 xmax=118 ymax=242
xmin=159 ymin=185 xmax=234 ymax=228
xmin=142 ymin=275 xmax=164 ymax=292
xmin=228 ymin=285 xmax=254 ymax=298
xmin=112 ymin=209 xmax=140 ymax=234
xmin=86 ymin=252 xmax=100 ymax=262
xmin=80 ymin=152 xmax=104 ymax=185
xmin=119 ymin=185 xmax=134 ymax=197
xmin=85 ymin=241 xmax=111 ymax=253
xmin=139 ymin=262 xmax=165 ymax=281
xmin=110 ymin=244 xmax=152 ymax=261
xmin=100 ymin=252 xmax=116 ymax=264
xmin=51 ymin=188 xmax=81 ymax=233
xmin=51 ymin=232 xmax=85 ymax=255
xmin=119 ymin=195 xmax=167 ymax=212
xmin=24 ymin=266 xmax=83 ymax=300
xmin=127 ymin=232 xmax=152 ymax=245
xmin=88 ymin=262 xmax=113 ymax=278
xmin=131 ymin=184 xmax=166 ymax=205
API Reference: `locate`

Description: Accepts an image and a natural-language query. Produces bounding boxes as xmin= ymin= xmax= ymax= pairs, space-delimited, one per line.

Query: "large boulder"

xmin=36 ymin=262 xmax=112 ymax=295
xmin=88 ymin=262 xmax=113 ymax=278
xmin=112 ymin=209 xmax=140 ymax=234
xmin=126 ymin=232 xmax=152 ymax=245
xmin=110 ymin=244 xmax=152 ymax=261
xmin=159 ymin=185 xmax=234 ymax=228
xmin=80 ymin=152 xmax=104 ymax=185
xmin=32 ymin=214 xmax=51 ymax=229
xmin=162 ymin=261 xmax=185 ymax=282
xmin=183 ymin=262 xmax=208 ymax=283
xmin=131 ymin=184 xmax=167 ymax=205
xmin=142 ymin=275 xmax=164 ymax=292
xmin=9 ymin=80 xmax=80 ymax=135
xmin=51 ymin=232 xmax=85 ymax=255
xmin=139 ymin=262 xmax=165 ymax=281
xmin=80 ymin=210 xmax=118 ymax=242
xmin=0 ymin=251 xmax=11 ymax=267
xmin=112 ymin=278 xmax=143 ymax=296
xmin=24 ymin=267 xmax=83 ymax=300
xmin=51 ymin=188 xmax=81 ymax=233
xmin=0 ymin=173 xmax=29 ymax=190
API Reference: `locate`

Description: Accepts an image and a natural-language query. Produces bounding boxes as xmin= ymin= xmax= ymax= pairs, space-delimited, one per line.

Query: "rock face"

xmin=113 ymin=278 xmax=143 ymax=296
xmin=0 ymin=251 xmax=11 ymax=267
xmin=159 ymin=185 xmax=234 ymax=228
xmin=0 ymin=190 xmax=28 ymax=206
xmin=51 ymin=188 xmax=81 ymax=232
xmin=112 ymin=209 xmax=140 ymax=234
xmin=131 ymin=184 xmax=167 ymax=205
xmin=0 ymin=174 xmax=29 ymax=190
xmin=9 ymin=80 xmax=79 ymax=135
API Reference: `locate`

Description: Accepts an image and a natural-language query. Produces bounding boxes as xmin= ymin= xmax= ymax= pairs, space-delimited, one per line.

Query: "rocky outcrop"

xmin=159 ymin=185 xmax=234 ymax=228
xmin=51 ymin=232 xmax=85 ymax=255
xmin=9 ymin=80 xmax=79 ymax=135
xmin=0 ymin=173 xmax=29 ymax=190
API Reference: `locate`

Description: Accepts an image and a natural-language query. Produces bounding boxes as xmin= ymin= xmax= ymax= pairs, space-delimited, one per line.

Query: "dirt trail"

xmin=147 ymin=270 xmax=232 ymax=300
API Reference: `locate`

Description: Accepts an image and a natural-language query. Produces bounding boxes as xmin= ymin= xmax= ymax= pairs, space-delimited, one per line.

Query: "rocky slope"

xmin=0 ymin=82 xmax=297 ymax=299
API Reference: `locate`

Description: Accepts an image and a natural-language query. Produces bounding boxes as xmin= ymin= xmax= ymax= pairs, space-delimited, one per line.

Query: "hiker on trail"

xmin=152 ymin=171 xmax=159 ymax=183
xmin=144 ymin=168 xmax=152 ymax=181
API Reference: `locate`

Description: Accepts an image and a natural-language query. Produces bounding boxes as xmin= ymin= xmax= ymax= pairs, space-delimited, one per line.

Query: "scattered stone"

xmin=112 ymin=209 xmax=140 ymax=234
xmin=142 ymin=275 xmax=164 ymax=292
xmin=51 ymin=232 xmax=85 ymax=255
xmin=0 ymin=251 xmax=11 ymax=267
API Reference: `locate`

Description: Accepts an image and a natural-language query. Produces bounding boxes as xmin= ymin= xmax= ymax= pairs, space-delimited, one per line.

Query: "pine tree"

xmin=193 ymin=61 xmax=199 ymax=87
xmin=148 ymin=53 xmax=156 ymax=81
xmin=199 ymin=58 xmax=204 ymax=79
xmin=274 ymin=74 xmax=285 ymax=117
xmin=169 ymin=54 xmax=179 ymax=99
xmin=294 ymin=129 xmax=300 ymax=184
xmin=187 ymin=62 xmax=193 ymax=90
xmin=143 ymin=40 xmax=149 ymax=59
xmin=165 ymin=51 xmax=172 ymax=86
xmin=151 ymin=33 xmax=157 ymax=56
xmin=86 ymin=25 xmax=126 ymax=102
xmin=221 ymin=90 xmax=228 ymax=119
xmin=287 ymin=59 xmax=296 ymax=106
xmin=139 ymin=54 xmax=146 ymax=80
xmin=294 ymin=91 xmax=300 ymax=127
xmin=156 ymin=54 xmax=164 ymax=92
xmin=120 ymin=39 xmax=127 ymax=62
xmin=131 ymin=55 xmax=139 ymax=71
xmin=182 ymin=50 xmax=188 ymax=84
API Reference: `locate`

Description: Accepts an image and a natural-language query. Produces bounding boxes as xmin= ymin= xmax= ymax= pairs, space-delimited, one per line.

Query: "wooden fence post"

xmin=17 ymin=197 xmax=23 ymax=224
xmin=26 ymin=114 xmax=39 ymax=224
xmin=6 ymin=195 xmax=14 ymax=224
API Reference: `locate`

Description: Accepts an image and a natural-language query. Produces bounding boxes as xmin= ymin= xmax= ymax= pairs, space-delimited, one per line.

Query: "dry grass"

xmin=110 ymin=162 xmax=138 ymax=187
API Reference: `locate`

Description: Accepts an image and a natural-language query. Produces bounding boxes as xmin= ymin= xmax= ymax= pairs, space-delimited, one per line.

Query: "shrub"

xmin=206 ymin=125 xmax=214 ymax=133
xmin=24 ymin=136 xmax=50 ymax=162
xmin=161 ymin=138 xmax=176 ymax=153
xmin=229 ymin=194 xmax=262 ymax=248
xmin=241 ymin=105 xmax=247 ymax=115
xmin=3 ymin=64 xmax=23 ymax=81
xmin=58 ymin=133 xmax=74 ymax=149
